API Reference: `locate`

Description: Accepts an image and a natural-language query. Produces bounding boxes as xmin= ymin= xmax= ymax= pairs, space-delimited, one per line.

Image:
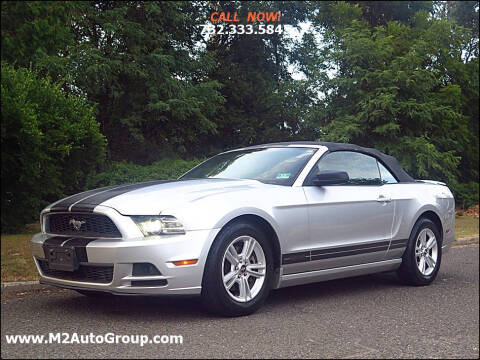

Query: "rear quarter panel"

xmin=388 ymin=182 xmax=455 ymax=256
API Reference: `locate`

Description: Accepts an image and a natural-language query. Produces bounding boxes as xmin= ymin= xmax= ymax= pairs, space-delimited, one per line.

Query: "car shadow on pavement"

xmin=44 ymin=272 xmax=401 ymax=319
xmin=265 ymin=272 xmax=401 ymax=310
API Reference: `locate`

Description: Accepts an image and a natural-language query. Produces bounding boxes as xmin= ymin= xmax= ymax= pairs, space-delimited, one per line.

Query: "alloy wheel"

xmin=415 ymin=228 xmax=438 ymax=276
xmin=222 ymin=235 xmax=266 ymax=302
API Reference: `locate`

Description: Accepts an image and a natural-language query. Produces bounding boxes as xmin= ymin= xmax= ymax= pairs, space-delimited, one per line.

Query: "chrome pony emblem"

xmin=69 ymin=219 xmax=86 ymax=231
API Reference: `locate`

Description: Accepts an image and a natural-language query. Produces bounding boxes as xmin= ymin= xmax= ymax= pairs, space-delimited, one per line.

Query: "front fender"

xmin=212 ymin=206 xmax=281 ymax=236
xmin=161 ymin=186 xmax=309 ymax=253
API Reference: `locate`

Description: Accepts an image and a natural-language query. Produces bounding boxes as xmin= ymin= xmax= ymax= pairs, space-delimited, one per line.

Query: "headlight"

xmin=131 ymin=215 xmax=185 ymax=236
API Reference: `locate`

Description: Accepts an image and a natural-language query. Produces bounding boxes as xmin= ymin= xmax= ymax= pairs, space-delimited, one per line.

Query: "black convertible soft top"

xmin=246 ymin=141 xmax=415 ymax=183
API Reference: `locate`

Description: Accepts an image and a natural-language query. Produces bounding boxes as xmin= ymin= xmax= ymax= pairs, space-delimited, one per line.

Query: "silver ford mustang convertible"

xmin=31 ymin=142 xmax=455 ymax=316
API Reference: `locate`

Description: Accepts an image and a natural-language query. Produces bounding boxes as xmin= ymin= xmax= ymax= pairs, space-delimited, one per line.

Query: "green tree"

xmin=85 ymin=158 xmax=203 ymax=188
xmin=445 ymin=1 xmax=479 ymax=193
xmin=1 ymin=1 xmax=80 ymax=79
xmin=203 ymin=1 xmax=313 ymax=151
xmin=66 ymin=1 xmax=224 ymax=162
xmin=349 ymin=1 xmax=433 ymax=27
xmin=296 ymin=2 xmax=478 ymax=205
xmin=1 ymin=63 xmax=106 ymax=231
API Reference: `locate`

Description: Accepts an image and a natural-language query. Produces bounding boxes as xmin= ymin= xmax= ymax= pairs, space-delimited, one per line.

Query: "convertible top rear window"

xmin=181 ymin=147 xmax=317 ymax=185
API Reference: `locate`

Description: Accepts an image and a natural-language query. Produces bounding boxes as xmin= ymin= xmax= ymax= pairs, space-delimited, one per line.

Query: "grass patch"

xmin=1 ymin=233 xmax=39 ymax=282
xmin=1 ymin=215 xmax=479 ymax=282
xmin=455 ymin=215 xmax=479 ymax=239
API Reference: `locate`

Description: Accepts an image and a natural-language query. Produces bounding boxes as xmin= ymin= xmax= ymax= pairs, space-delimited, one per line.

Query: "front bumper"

xmin=31 ymin=228 xmax=220 ymax=295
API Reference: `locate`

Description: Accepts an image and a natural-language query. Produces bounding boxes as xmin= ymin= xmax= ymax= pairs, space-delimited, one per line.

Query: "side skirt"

xmin=276 ymin=258 xmax=402 ymax=289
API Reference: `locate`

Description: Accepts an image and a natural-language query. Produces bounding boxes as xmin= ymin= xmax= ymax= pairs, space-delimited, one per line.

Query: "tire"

xmin=397 ymin=218 xmax=442 ymax=286
xmin=75 ymin=290 xmax=113 ymax=297
xmin=201 ymin=220 xmax=274 ymax=317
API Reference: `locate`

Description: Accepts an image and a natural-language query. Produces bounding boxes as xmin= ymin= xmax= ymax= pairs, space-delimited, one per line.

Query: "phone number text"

xmin=201 ymin=24 xmax=283 ymax=35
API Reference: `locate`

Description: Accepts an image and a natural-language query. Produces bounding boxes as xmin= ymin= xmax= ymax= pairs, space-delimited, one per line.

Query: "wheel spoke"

xmin=247 ymin=264 xmax=265 ymax=271
xmin=238 ymin=276 xmax=248 ymax=301
xmin=246 ymin=263 xmax=265 ymax=277
xmin=426 ymin=236 xmax=436 ymax=250
xmin=243 ymin=237 xmax=256 ymax=259
xmin=225 ymin=245 xmax=239 ymax=266
xmin=419 ymin=256 xmax=426 ymax=274
xmin=419 ymin=230 xmax=427 ymax=247
xmin=243 ymin=277 xmax=251 ymax=301
xmin=224 ymin=270 xmax=238 ymax=289
xmin=425 ymin=255 xmax=436 ymax=269
xmin=246 ymin=268 xmax=264 ymax=278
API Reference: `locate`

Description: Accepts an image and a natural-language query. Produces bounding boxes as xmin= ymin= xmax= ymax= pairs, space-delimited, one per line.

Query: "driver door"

xmin=285 ymin=151 xmax=395 ymax=274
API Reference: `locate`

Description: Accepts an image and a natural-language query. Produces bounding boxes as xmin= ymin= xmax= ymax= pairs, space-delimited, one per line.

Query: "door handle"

xmin=377 ymin=194 xmax=392 ymax=203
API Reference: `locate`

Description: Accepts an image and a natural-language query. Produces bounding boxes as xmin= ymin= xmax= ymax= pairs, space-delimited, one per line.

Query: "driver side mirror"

xmin=312 ymin=170 xmax=349 ymax=186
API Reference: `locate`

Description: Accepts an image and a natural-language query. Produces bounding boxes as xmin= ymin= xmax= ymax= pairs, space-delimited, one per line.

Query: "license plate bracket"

xmin=45 ymin=246 xmax=79 ymax=271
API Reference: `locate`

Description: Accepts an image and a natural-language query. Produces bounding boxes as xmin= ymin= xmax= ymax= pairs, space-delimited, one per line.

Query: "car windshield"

xmin=181 ymin=147 xmax=317 ymax=185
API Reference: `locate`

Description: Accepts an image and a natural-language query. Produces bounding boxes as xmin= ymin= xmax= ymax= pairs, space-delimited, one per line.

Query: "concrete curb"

xmin=1 ymin=280 xmax=39 ymax=287
xmin=1 ymin=280 xmax=45 ymax=295
xmin=1 ymin=236 xmax=478 ymax=290
xmin=453 ymin=236 xmax=479 ymax=246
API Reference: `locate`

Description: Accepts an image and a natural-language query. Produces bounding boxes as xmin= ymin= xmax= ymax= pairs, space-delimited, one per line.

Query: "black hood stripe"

xmin=70 ymin=180 xmax=174 ymax=212
xmin=49 ymin=185 xmax=117 ymax=212
xmin=50 ymin=180 xmax=176 ymax=213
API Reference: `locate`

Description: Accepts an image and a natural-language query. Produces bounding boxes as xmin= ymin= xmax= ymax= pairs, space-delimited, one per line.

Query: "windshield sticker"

xmin=276 ymin=173 xmax=291 ymax=179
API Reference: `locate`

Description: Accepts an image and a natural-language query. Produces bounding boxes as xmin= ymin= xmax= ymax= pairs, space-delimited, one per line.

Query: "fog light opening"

xmin=132 ymin=263 xmax=161 ymax=276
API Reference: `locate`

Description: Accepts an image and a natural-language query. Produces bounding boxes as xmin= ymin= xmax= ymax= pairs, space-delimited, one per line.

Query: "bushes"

xmin=1 ymin=63 xmax=106 ymax=232
xmin=86 ymin=159 xmax=203 ymax=188
xmin=452 ymin=182 xmax=480 ymax=210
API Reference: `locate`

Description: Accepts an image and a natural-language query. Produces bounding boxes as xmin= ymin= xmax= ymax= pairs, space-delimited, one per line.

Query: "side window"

xmin=378 ymin=162 xmax=398 ymax=184
xmin=312 ymin=151 xmax=381 ymax=185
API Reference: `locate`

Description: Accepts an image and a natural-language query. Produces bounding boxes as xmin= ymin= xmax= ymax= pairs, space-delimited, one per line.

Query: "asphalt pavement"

xmin=1 ymin=245 xmax=478 ymax=359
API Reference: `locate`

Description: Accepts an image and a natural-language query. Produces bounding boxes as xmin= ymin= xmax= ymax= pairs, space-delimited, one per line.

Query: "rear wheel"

xmin=201 ymin=221 xmax=274 ymax=316
xmin=397 ymin=218 xmax=442 ymax=286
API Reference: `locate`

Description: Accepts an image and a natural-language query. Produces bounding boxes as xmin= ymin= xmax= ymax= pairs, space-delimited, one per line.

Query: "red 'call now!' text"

xmin=210 ymin=12 xmax=282 ymax=23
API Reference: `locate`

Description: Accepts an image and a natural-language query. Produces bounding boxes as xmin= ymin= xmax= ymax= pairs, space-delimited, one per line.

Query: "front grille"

xmin=38 ymin=260 xmax=114 ymax=284
xmin=46 ymin=213 xmax=121 ymax=238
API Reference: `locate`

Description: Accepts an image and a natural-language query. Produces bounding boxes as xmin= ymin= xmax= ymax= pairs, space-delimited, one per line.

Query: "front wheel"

xmin=201 ymin=221 xmax=274 ymax=316
xmin=397 ymin=218 xmax=442 ymax=286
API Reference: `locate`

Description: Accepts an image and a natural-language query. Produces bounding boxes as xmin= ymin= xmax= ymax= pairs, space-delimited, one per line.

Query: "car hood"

xmin=47 ymin=178 xmax=268 ymax=215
